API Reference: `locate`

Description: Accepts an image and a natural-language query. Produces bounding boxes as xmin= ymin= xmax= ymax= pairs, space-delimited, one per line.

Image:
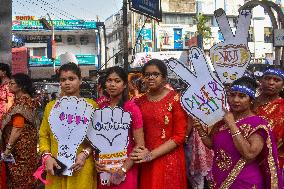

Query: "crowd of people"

xmin=0 ymin=59 xmax=283 ymax=189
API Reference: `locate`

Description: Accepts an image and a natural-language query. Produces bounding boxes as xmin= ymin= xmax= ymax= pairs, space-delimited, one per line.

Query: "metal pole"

xmin=123 ymin=0 xmax=129 ymax=73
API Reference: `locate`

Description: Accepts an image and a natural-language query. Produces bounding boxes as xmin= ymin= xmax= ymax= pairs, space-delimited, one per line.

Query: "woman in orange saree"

xmin=254 ymin=66 xmax=284 ymax=169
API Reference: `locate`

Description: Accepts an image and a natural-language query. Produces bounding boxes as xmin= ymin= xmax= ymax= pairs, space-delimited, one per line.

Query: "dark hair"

xmin=58 ymin=63 xmax=81 ymax=79
xmin=142 ymin=59 xmax=168 ymax=78
xmin=97 ymin=74 xmax=109 ymax=97
xmin=105 ymin=66 xmax=128 ymax=107
xmin=12 ymin=73 xmax=34 ymax=97
xmin=0 ymin=63 xmax=12 ymax=78
xmin=231 ymin=76 xmax=258 ymax=99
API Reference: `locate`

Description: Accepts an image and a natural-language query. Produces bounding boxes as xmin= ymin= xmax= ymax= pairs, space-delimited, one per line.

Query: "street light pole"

xmin=123 ymin=0 xmax=129 ymax=74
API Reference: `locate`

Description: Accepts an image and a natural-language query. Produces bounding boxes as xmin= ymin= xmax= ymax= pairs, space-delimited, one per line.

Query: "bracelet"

xmin=232 ymin=130 xmax=242 ymax=137
xmin=81 ymin=149 xmax=90 ymax=158
xmin=121 ymin=167 xmax=127 ymax=174
xmin=42 ymin=152 xmax=52 ymax=158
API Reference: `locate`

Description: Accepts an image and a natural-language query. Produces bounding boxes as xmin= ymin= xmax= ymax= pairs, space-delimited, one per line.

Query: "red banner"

xmin=12 ymin=47 xmax=28 ymax=74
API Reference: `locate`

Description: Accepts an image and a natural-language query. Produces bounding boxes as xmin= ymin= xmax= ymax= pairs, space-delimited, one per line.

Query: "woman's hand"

xmin=109 ymin=168 xmax=126 ymax=185
xmin=70 ymin=152 xmax=87 ymax=172
xmin=95 ymin=161 xmax=108 ymax=173
xmin=192 ymin=120 xmax=204 ymax=130
xmin=130 ymin=146 xmax=152 ymax=163
xmin=45 ymin=156 xmax=60 ymax=175
xmin=4 ymin=148 xmax=11 ymax=156
xmin=223 ymin=109 xmax=235 ymax=127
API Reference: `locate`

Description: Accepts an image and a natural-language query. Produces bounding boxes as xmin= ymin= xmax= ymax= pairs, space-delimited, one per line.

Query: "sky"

xmin=12 ymin=0 xmax=123 ymax=21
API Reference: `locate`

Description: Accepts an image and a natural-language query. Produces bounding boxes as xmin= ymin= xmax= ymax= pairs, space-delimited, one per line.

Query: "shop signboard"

xmin=12 ymin=20 xmax=97 ymax=31
xmin=29 ymin=54 xmax=98 ymax=67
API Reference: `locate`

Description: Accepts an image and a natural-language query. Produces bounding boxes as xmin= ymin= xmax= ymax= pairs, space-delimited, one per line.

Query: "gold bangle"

xmin=232 ymin=130 xmax=242 ymax=137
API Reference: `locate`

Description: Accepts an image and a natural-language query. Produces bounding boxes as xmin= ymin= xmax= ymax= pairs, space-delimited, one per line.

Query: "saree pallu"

xmin=254 ymin=98 xmax=284 ymax=169
xmin=1 ymin=96 xmax=39 ymax=189
xmin=211 ymin=116 xmax=282 ymax=189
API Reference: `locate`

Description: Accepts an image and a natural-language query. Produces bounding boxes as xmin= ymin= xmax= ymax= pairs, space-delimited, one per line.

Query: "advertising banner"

xmin=12 ymin=47 xmax=28 ymax=74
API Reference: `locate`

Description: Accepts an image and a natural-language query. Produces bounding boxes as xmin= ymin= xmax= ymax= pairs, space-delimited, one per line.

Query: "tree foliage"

xmin=194 ymin=13 xmax=212 ymax=40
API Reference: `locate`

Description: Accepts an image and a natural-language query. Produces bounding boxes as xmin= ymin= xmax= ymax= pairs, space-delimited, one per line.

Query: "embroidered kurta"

xmin=39 ymin=98 xmax=98 ymax=189
xmin=136 ymin=91 xmax=188 ymax=189
xmin=254 ymin=98 xmax=284 ymax=168
xmin=1 ymin=96 xmax=39 ymax=189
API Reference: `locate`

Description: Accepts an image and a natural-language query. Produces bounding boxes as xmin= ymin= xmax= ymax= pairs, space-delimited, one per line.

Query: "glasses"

xmin=144 ymin=72 xmax=162 ymax=79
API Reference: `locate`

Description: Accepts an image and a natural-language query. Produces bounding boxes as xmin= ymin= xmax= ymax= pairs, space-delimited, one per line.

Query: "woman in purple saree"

xmin=194 ymin=76 xmax=282 ymax=189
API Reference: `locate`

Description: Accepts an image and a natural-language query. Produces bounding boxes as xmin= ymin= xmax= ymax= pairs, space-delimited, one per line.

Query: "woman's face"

xmin=59 ymin=71 xmax=81 ymax=96
xmin=143 ymin=65 xmax=166 ymax=91
xmin=228 ymin=91 xmax=252 ymax=113
xmin=9 ymin=79 xmax=21 ymax=94
xmin=105 ymin=72 xmax=126 ymax=98
xmin=260 ymin=75 xmax=284 ymax=96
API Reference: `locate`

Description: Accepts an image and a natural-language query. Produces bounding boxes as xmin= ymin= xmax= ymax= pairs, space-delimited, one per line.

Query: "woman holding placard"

xmin=39 ymin=63 xmax=98 ymax=189
xmin=253 ymin=65 xmax=284 ymax=170
xmin=194 ymin=76 xmax=282 ymax=188
xmin=130 ymin=59 xmax=188 ymax=189
xmin=1 ymin=73 xmax=38 ymax=189
xmin=94 ymin=66 xmax=144 ymax=189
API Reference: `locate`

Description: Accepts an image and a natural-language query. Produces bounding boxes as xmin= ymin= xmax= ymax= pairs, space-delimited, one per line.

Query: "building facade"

xmin=12 ymin=17 xmax=105 ymax=79
xmin=105 ymin=0 xmax=278 ymax=68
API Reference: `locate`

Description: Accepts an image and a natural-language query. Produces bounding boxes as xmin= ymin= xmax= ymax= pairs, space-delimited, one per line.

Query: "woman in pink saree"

xmin=194 ymin=76 xmax=282 ymax=189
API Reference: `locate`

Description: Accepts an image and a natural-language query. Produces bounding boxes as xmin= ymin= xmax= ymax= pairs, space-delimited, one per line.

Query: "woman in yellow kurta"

xmin=39 ymin=63 xmax=98 ymax=189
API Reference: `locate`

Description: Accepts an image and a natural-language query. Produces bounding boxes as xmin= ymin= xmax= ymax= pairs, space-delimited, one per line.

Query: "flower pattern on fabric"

xmin=254 ymin=98 xmax=284 ymax=168
xmin=2 ymin=96 xmax=39 ymax=189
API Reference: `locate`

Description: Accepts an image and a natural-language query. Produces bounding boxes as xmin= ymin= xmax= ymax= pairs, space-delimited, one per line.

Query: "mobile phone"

xmin=53 ymin=158 xmax=67 ymax=176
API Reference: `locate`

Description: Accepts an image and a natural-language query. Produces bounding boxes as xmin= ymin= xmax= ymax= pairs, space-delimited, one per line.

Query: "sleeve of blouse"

xmin=12 ymin=115 xmax=25 ymax=128
xmin=39 ymin=102 xmax=52 ymax=154
xmin=170 ymin=95 xmax=188 ymax=145
xmin=124 ymin=101 xmax=143 ymax=130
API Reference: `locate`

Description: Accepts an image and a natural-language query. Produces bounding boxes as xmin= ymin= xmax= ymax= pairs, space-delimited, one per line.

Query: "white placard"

xmin=87 ymin=107 xmax=131 ymax=185
xmin=48 ymin=96 xmax=94 ymax=176
xmin=210 ymin=8 xmax=252 ymax=84
xmin=166 ymin=47 xmax=227 ymax=127
xmin=60 ymin=52 xmax=78 ymax=65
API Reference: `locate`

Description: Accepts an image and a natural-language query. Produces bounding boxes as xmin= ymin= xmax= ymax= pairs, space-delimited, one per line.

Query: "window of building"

xmin=33 ymin=47 xmax=45 ymax=56
xmin=264 ymin=27 xmax=273 ymax=43
xmin=162 ymin=13 xmax=194 ymax=25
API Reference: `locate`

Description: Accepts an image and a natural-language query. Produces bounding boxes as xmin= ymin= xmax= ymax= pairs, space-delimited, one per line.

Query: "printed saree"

xmin=211 ymin=116 xmax=282 ymax=189
xmin=1 ymin=96 xmax=39 ymax=189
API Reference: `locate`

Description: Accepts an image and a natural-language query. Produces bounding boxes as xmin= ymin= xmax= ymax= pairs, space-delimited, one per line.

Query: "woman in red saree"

xmin=254 ymin=66 xmax=284 ymax=169
xmin=131 ymin=59 xmax=188 ymax=189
